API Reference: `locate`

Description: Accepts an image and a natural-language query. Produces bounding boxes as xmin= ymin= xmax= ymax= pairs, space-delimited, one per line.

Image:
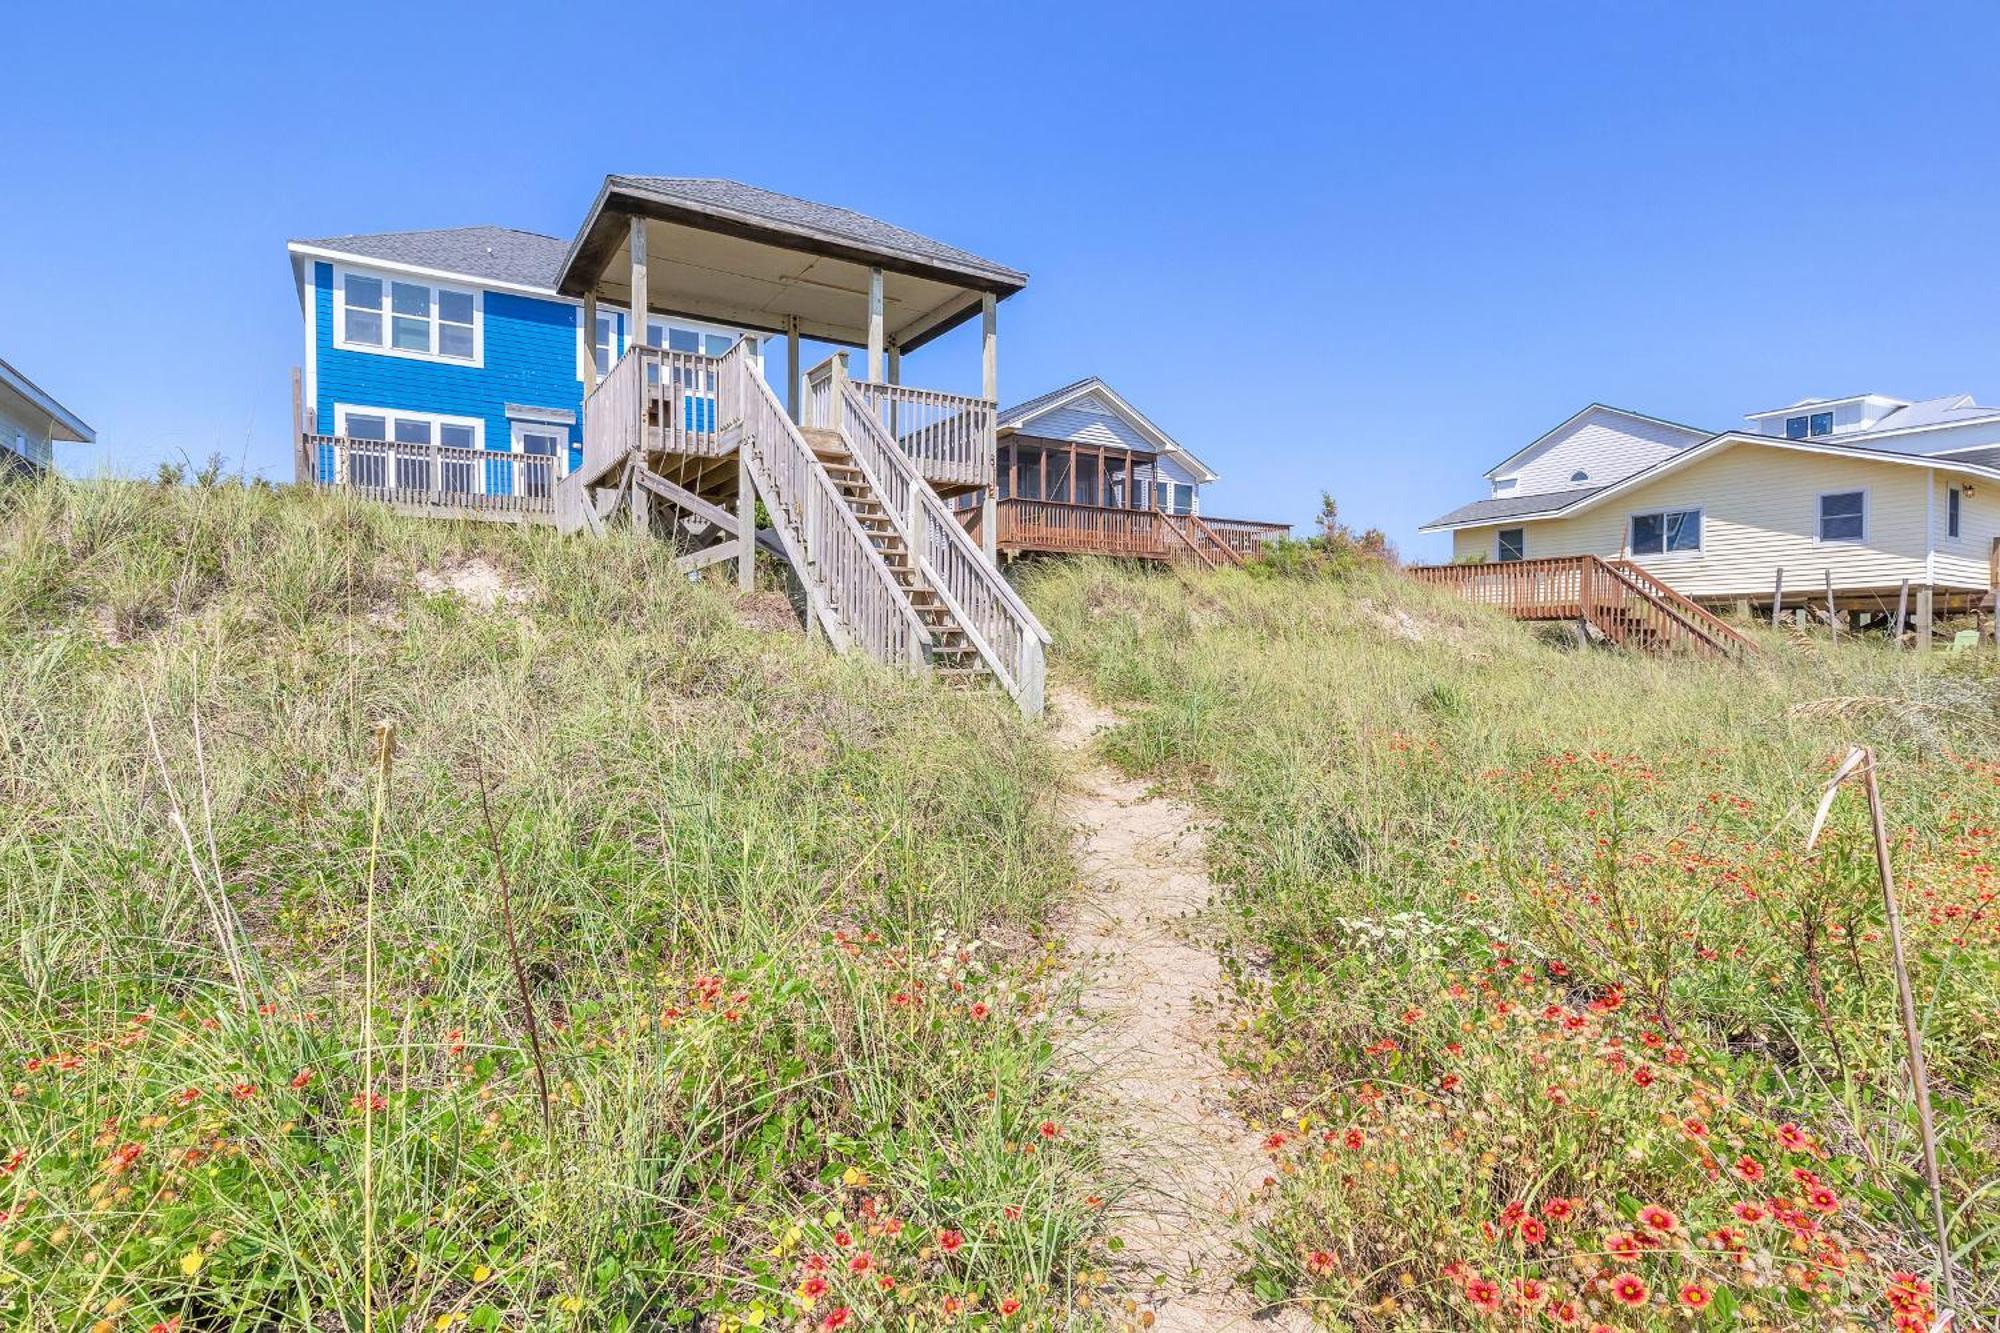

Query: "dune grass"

xmin=0 ymin=478 xmax=1111 ymax=1331
xmin=1027 ymin=558 xmax=1999 ymax=1331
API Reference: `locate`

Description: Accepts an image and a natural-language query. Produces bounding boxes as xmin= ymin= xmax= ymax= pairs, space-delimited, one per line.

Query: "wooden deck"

xmin=302 ymin=435 xmax=558 ymax=522
xmin=967 ymin=497 xmax=1288 ymax=567
xmin=1408 ymin=555 xmax=1757 ymax=660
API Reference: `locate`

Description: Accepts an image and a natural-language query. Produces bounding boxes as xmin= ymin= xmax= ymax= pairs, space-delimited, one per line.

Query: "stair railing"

xmin=731 ymin=353 xmax=934 ymax=668
xmin=828 ymin=362 xmax=1050 ymax=715
xmin=1608 ymin=559 xmax=1758 ymax=657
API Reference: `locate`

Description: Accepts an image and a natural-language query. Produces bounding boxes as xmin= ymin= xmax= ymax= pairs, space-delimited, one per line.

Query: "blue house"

xmin=286 ymin=219 xmax=754 ymax=507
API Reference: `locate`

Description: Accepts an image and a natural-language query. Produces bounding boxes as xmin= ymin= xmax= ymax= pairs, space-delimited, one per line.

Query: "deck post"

xmin=786 ymin=316 xmax=801 ymax=423
xmin=980 ymin=293 xmax=997 ymax=402
xmin=736 ymin=450 xmax=755 ymax=591
xmin=1915 ymin=585 xmax=1934 ymax=650
xmin=1771 ymin=567 xmax=1784 ymax=627
xmin=1895 ymin=578 xmax=1910 ymax=645
xmin=887 ymin=341 xmax=901 ymax=386
xmin=866 ymin=267 xmax=885 ymax=383
xmin=1825 ymin=570 xmax=1837 ymax=639
xmin=628 ymin=217 xmax=649 ymax=383
xmin=583 ymin=291 xmax=598 ymax=394
xmin=981 ymin=489 xmax=997 ymax=561
xmin=290 ymin=367 xmax=309 ymax=485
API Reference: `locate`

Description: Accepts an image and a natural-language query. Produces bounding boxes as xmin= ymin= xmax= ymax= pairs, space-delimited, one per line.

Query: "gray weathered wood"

xmin=1771 ymin=567 xmax=1784 ymax=628
xmin=736 ymin=451 xmax=755 ymax=591
xmin=628 ymin=218 xmax=648 ymax=356
xmin=291 ymin=368 xmax=308 ymax=483
xmin=1825 ymin=570 xmax=1836 ymax=640
xmin=786 ymin=315 xmax=802 ymax=423
xmin=1895 ymin=578 xmax=1910 ymax=645
xmin=1916 ymin=585 xmax=1934 ymax=650
xmin=866 ymin=267 xmax=885 ymax=383
xmin=583 ymin=290 xmax=598 ymax=394
xmin=980 ymin=293 xmax=997 ymax=401
xmin=678 ymin=542 xmax=738 ymax=574
xmin=632 ymin=466 xmax=740 ymax=535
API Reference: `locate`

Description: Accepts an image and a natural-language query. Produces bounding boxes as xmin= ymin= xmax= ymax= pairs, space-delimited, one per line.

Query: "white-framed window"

xmin=1159 ymin=481 xmax=1195 ymax=516
xmin=1496 ymin=527 xmax=1525 ymax=562
xmin=1817 ymin=489 xmax=1867 ymax=543
xmin=578 ymin=308 xmax=745 ymax=382
xmin=1786 ymin=412 xmax=1834 ymax=440
xmin=332 ymin=404 xmax=485 ymax=493
xmin=335 ymin=266 xmax=482 ymax=365
xmin=1629 ymin=507 xmax=1702 ymax=555
xmin=1948 ymin=484 xmax=1962 ymax=539
xmin=511 ymin=422 xmax=565 ymax=499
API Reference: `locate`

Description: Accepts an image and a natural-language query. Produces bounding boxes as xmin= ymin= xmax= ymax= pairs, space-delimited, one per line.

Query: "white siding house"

xmin=1422 ymin=392 xmax=2000 ymax=616
xmin=0 ymin=356 xmax=93 ymax=472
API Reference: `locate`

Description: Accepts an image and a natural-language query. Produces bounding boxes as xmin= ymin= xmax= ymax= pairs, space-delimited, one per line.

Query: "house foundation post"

xmin=583 ymin=291 xmax=599 ymax=394
xmin=786 ymin=316 xmax=801 ymax=423
xmin=1915 ymin=586 xmax=1935 ymax=650
xmin=736 ymin=452 xmax=755 ymax=592
xmin=981 ymin=292 xmax=998 ymax=561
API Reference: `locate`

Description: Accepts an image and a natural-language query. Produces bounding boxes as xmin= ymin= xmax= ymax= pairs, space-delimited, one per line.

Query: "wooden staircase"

xmin=564 ymin=342 xmax=1050 ymax=713
xmin=803 ymin=428 xmax=989 ymax=684
xmin=1408 ymin=554 xmax=1756 ymax=661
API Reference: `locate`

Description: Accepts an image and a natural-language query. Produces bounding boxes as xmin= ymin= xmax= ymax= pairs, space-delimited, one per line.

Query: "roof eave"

xmin=556 ymin=177 xmax=1030 ymax=299
xmin=0 ymin=358 xmax=92 ymax=443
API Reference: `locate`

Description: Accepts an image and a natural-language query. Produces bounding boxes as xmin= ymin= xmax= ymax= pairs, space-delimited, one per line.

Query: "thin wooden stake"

xmin=1810 ymin=748 xmax=1960 ymax=1310
xmin=361 ymin=719 xmax=396 ymax=1333
xmin=1772 ymin=566 xmax=1785 ymax=628
xmin=473 ymin=756 xmax=556 ymax=1144
xmin=1825 ymin=570 xmax=1837 ymax=640
xmin=1895 ymin=579 xmax=1910 ymax=647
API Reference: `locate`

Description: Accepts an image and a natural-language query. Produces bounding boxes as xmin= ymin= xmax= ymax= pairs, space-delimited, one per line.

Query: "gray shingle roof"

xmin=612 ymin=177 xmax=1027 ymax=285
xmin=1935 ymin=444 xmax=2000 ymax=470
xmin=1422 ymin=484 xmax=1606 ymax=530
xmin=294 ymin=226 xmax=569 ymax=290
xmin=998 ymin=376 xmax=1102 ymax=428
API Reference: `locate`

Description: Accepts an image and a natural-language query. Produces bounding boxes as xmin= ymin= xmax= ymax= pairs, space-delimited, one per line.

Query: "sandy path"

xmin=1049 ymin=687 xmax=1310 ymax=1333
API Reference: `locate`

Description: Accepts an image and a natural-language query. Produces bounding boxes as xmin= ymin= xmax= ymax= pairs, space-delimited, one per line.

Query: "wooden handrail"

xmin=838 ymin=372 xmax=1049 ymax=714
xmin=1409 ymin=555 xmax=1754 ymax=661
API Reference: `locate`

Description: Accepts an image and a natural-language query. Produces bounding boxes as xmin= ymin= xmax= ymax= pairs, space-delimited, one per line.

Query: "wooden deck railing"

xmin=976 ymin=498 xmax=1289 ymax=566
xmin=1408 ymin=555 xmax=1754 ymax=660
xmin=306 ymin=435 xmax=556 ymax=518
xmin=804 ymin=359 xmax=995 ymax=493
xmin=577 ymin=345 xmax=730 ymax=489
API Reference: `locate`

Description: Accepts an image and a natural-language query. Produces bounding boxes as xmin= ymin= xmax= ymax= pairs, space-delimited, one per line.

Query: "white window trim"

xmin=1495 ymin=527 xmax=1526 ymax=562
xmin=1815 ymin=488 xmax=1869 ymax=545
xmin=575 ymin=305 xmax=750 ymax=383
xmin=1626 ymin=506 xmax=1704 ymax=557
xmin=510 ymin=420 xmax=570 ymax=479
xmin=333 ymin=404 xmax=486 ymax=451
xmin=333 ymin=263 xmax=484 ymax=368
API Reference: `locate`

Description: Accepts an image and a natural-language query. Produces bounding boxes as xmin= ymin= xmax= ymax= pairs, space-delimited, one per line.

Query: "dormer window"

xmin=1785 ymin=412 xmax=1833 ymax=439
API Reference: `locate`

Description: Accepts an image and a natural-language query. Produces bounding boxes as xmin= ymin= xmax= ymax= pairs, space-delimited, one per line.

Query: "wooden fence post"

xmin=291 ymin=368 xmax=309 ymax=485
xmin=1895 ymin=579 xmax=1910 ymax=647
xmin=1825 ymin=570 xmax=1837 ymax=640
xmin=1771 ymin=567 xmax=1785 ymax=628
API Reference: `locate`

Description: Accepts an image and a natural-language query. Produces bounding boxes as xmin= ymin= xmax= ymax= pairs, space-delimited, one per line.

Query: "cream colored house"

xmin=1420 ymin=396 xmax=2000 ymax=624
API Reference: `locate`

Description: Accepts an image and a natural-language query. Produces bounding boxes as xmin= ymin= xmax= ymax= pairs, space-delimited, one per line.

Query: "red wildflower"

xmin=1733 ymin=1155 xmax=1765 ymax=1183
xmin=1776 ymin=1121 xmax=1810 ymax=1151
xmin=1679 ymin=1283 xmax=1711 ymax=1311
xmin=1637 ymin=1204 xmax=1678 ymax=1234
xmin=1262 ymin=1132 xmax=1287 ymax=1152
xmin=1519 ymin=1217 xmax=1547 ymax=1246
xmin=1342 ymin=1128 xmax=1364 ymax=1151
xmin=1038 ymin=1120 xmax=1061 ymax=1140
xmin=289 ymin=1067 xmax=315 ymax=1089
xmin=817 ymin=1309 xmax=851 ymax=1332
xmin=967 ymin=1002 xmax=990 ymax=1022
xmin=1807 ymin=1185 xmax=1841 ymax=1214
xmin=1305 ymin=1249 xmax=1336 ymax=1276
xmin=1732 ymin=1201 xmax=1767 ymax=1224
xmin=1610 ymin=1272 xmax=1649 ymax=1306
xmin=848 ymin=1251 xmax=873 ymax=1274
xmin=1542 ymin=1197 xmax=1577 ymax=1223
xmin=998 ymin=1296 xmax=1022 ymax=1317
xmin=1463 ymin=1277 xmax=1501 ymax=1314
xmin=937 ymin=1228 xmax=964 ymax=1254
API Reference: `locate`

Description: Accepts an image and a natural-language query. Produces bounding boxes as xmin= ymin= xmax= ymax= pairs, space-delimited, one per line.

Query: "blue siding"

xmin=311 ymin=261 xmax=586 ymax=478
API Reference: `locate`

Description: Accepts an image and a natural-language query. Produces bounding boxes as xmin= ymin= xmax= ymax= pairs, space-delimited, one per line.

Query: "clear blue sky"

xmin=8 ymin=1 xmax=2000 ymax=558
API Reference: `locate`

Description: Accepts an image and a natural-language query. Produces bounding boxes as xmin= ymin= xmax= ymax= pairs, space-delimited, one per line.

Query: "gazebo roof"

xmin=556 ymin=176 xmax=1027 ymax=352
